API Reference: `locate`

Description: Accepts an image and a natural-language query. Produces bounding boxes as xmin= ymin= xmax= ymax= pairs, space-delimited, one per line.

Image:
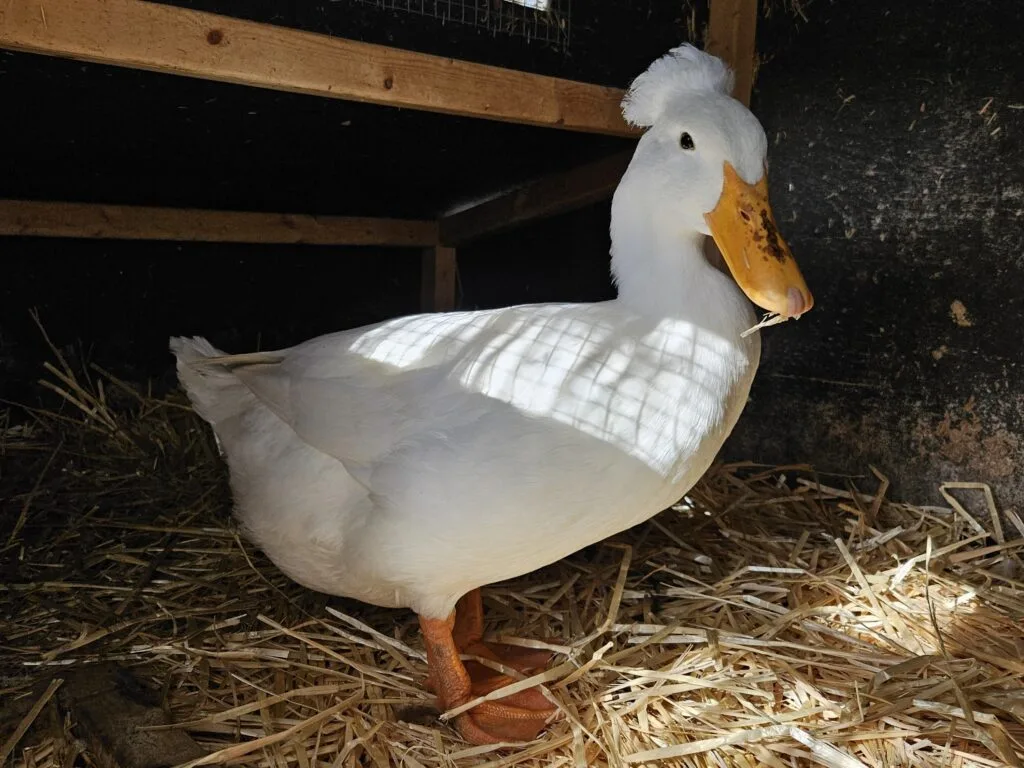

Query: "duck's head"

xmin=612 ymin=44 xmax=812 ymax=319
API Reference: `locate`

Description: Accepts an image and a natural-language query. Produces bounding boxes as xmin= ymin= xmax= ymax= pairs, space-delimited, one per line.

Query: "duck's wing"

xmin=176 ymin=304 xmax=587 ymax=469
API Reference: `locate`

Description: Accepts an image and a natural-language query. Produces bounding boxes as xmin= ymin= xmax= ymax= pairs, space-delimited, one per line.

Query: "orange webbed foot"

xmin=419 ymin=589 xmax=561 ymax=745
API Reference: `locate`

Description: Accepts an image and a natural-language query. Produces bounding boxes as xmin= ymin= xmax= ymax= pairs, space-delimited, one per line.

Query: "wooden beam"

xmin=439 ymin=150 xmax=633 ymax=246
xmin=0 ymin=0 xmax=639 ymax=137
xmin=421 ymin=245 xmax=457 ymax=312
xmin=0 ymin=199 xmax=438 ymax=246
xmin=706 ymin=0 xmax=759 ymax=106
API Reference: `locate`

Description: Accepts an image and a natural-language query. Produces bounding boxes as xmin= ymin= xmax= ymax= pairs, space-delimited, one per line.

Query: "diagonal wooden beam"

xmin=0 ymin=0 xmax=638 ymax=136
xmin=438 ymin=150 xmax=633 ymax=246
xmin=0 ymin=199 xmax=438 ymax=246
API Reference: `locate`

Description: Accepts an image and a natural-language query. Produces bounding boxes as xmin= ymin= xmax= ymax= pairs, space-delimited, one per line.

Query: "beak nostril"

xmin=739 ymin=210 xmax=751 ymax=223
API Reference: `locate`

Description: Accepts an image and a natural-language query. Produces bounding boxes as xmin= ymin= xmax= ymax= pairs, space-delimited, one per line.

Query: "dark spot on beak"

xmin=206 ymin=29 xmax=223 ymax=44
xmin=759 ymin=209 xmax=788 ymax=263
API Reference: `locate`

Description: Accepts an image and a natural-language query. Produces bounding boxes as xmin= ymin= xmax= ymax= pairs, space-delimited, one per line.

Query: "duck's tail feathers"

xmin=169 ymin=336 xmax=269 ymax=429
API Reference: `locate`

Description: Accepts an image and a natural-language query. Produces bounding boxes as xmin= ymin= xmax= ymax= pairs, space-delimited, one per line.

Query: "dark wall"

xmin=726 ymin=0 xmax=1024 ymax=510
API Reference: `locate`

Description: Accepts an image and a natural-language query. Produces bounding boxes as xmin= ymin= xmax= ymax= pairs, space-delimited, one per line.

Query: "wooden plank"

xmin=0 ymin=0 xmax=638 ymax=137
xmin=0 ymin=199 xmax=438 ymax=246
xmin=421 ymin=245 xmax=457 ymax=311
xmin=438 ymin=150 xmax=633 ymax=246
xmin=706 ymin=0 xmax=759 ymax=106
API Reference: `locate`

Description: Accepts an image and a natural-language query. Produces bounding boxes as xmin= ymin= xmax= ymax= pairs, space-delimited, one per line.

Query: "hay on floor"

xmin=1 ymin=354 xmax=1022 ymax=768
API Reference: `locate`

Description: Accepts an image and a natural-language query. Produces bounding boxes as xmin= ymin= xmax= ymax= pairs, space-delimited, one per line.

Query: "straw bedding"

xmin=1 ymin=351 xmax=1022 ymax=768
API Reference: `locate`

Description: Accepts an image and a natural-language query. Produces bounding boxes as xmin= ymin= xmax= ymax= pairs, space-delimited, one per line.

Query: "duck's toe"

xmin=454 ymin=696 xmax=560 ymax=745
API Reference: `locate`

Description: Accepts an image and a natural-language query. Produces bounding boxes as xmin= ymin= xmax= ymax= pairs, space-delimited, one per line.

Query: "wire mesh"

xmin=349 ymin=0 xmax=572 ymax=48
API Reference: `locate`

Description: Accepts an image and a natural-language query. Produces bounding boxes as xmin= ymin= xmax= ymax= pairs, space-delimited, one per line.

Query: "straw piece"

xmin=834 ymin=537 xmax=899 ymax=639
xmin=623 ymin=724 xmax=866 ymax=766
xmin=439 ymin=662 xmax=574 ymax=720
xmin=140 ymin=684 xmax=350 ymax=730
xmin=938 ymin=485 xmax=990 ymax=538
xmin=741 ymin=312 xmax=790 ymax=338
xmin=0 ymin=679 xmax=63 ymax=765
xmin=1005 ymin=508 xmax=1024 ymax=539
xmin=788 ymin=726 xmax=868 ymax=768
xmin=940 ymin=482 xmax=1004 ymax=544
xmin=178 ymin=696 xmax=359 ymax=768
xmin=324 ymin=606 xmax=424 ymax=661
xmin=910 ymin=700 xmax=1001 ymax=726
xmin=623 ymin=723 xmax=788 ymax=762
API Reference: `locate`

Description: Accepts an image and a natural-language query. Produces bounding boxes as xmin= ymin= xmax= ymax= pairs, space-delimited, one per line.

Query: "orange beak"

xmin=704 ymin=162 xmax=813 ymax=318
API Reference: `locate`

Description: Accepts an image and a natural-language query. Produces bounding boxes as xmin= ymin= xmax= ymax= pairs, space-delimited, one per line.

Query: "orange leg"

xmin=452 ymin=589 xmax=555 ymax=683
xmin=419 ymin=593 xmax=559 ymax=744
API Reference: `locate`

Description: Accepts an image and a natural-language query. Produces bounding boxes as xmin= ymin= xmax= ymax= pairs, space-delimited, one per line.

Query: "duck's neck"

xmin=610 ymin=210 xmax=751 ymax=334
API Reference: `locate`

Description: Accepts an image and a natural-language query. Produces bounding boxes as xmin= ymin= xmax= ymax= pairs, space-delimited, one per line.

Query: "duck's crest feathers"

xmin=621 ymin=43 xmax=734 ymax=128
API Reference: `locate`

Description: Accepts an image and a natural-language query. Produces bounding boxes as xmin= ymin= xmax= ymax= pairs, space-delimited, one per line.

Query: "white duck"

xmin=171 ymin=44 xmax=812 ymax=745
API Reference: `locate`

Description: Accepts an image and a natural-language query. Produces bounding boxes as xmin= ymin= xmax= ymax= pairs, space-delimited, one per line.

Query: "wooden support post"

xmin=0 ymin=0 xmax=638 ymax=136
xmin=706 ymin=0 xmax=759 ymax=106
xmin=421 ymin=245 xmax=457 ymax=312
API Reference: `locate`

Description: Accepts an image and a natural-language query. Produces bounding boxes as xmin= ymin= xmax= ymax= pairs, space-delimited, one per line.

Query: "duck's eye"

xmin=679 ymin=132 xmax=695 ymax=151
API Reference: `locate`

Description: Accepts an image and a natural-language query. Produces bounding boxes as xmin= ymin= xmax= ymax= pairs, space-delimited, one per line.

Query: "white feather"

xmin=621 ymin=43 xmax=735 ymax=128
